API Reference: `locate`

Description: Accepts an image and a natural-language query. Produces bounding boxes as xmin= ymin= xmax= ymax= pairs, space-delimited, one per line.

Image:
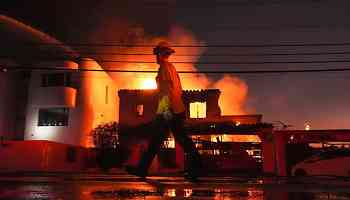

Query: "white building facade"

xmin=23 ymin=58 xmax=117 ymax=147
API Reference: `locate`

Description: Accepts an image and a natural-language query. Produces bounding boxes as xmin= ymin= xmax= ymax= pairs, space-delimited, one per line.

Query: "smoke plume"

xmin=213 ymin=75 xmax=248 ymax=115
xmin=166 ymin=26 xmax=249 ymax=115
xmin=86 ymin=21 xmax=250 ymax=118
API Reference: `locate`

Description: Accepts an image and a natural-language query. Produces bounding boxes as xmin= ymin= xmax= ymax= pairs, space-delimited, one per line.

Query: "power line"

xmin=4 ymin=51 xmax=350 ymax=57
xmin=142 ymin=0 xmax=332 ymax=7
xmin=9 ymin=59 xmax=350 ymax=65
xmin=11 ymin=42 xmax=350 ymax=48
xmin=77 ymin=51 xmax=350 ymax=57
xmin=95 ymin=60 xmax=350 ymax=65
xmin=190 ymin=24 xmax=350 ymax=31
xmin=3 ymin=57 xmax=350 ymax=65
xmin=4 ymin=66 xmax=350 ymax=74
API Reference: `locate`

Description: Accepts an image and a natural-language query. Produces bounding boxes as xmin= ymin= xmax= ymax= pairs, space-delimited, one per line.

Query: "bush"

xmin=91 ymin=122 xmax=120 ymax=172
xmin=92 ymin=122 xmax=119 ymax=149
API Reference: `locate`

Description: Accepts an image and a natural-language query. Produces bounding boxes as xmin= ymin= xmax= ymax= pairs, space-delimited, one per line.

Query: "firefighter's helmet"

xmin=153 ymin=41 xmax=175 ymax=55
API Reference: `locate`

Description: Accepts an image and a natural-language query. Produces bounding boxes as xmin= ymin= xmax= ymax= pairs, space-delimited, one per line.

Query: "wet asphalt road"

xmin=1 ymin=172 xmax=350 ymax=200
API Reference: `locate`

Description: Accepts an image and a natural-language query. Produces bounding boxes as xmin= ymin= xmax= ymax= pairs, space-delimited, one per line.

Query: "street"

xmin=1 ymin=171 xmax=350 ymax=200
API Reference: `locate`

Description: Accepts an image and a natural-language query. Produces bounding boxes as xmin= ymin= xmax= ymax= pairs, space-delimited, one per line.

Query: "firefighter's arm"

xmin=157 ymin=67 xmax=173 ymax=93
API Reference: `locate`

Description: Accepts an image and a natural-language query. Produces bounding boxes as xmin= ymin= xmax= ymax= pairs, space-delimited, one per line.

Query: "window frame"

xmin=38 ymin=108 xmax=70 ymax=126
xmin=41 ymin=72 xmax=72 ymax=87
xmin=136 ymin=104 xmax=144 ymax=117
xmin=189 ymin=101 xmax=207 ymax=119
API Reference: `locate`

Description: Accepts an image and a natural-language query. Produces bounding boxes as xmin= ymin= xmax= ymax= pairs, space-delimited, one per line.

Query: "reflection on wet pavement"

xmin=92 ymin=188 xmax=264 ymax=199
xmin=1 ymin=174 xmax=350 ymax=200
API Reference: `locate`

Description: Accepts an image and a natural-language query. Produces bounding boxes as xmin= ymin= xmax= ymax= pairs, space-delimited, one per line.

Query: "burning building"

xmin=118 ymin=88 xmax=270 ymax=173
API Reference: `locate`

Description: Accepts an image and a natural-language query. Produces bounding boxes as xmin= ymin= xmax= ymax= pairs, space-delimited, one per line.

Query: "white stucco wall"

xmin=24 ymin=59 xmax=117 ymax=147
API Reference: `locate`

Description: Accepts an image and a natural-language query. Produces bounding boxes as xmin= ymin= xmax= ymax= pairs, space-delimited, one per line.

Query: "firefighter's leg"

xmin=171 ymin=112 xmax=203 ymax=178
xmin=136 ymin=116 xmax=168 ymax=175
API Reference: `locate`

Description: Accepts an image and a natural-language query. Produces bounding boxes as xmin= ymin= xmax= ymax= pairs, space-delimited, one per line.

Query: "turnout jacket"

xmin=156 ymin=60 xmax=185 ymax=114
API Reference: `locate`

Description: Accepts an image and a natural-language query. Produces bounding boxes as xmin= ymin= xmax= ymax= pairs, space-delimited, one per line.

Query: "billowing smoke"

xmin=85 ymin=21 xmax=249 ymax=117
xmin=167 ymin=26 xmax=211 ymax=90
xmin=167 ymin=27 xmax=249 ymax=115
xmin=213 ymin=75 xmax=248 ymax=115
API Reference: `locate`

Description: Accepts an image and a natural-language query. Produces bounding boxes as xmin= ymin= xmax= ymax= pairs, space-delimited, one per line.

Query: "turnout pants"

xmin=136 ymin=112 xmax=202 ymax=175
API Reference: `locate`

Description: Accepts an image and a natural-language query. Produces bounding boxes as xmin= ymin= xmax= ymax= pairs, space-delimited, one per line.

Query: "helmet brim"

xmin=153 ymin=46 xmax=175 ymax=55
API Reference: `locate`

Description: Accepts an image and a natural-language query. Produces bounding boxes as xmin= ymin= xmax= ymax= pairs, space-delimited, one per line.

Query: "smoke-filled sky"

xmin=2 ymin=0 xmax=350 ymax=129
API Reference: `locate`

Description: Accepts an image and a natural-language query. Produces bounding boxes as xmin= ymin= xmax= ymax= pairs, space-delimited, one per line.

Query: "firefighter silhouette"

xmin=126 ymin=41 xmax=203 ymax=181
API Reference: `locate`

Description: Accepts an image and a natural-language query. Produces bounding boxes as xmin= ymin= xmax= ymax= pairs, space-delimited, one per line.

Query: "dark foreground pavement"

xmin=1 ymin=170 xmax=350 ymax=200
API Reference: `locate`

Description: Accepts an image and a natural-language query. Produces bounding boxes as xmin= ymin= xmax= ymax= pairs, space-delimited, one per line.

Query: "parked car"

xmin=291 ymin=148 xmax=350 ymax=176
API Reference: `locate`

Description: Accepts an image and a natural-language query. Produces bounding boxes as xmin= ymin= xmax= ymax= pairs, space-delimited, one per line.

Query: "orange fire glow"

xmin=102 ymin=26 xmax=257 ymax=144
xmin=139 ymin=78 xmax=157 ymax=89
xmin=108 ymin=26 xmax=250 ymax=119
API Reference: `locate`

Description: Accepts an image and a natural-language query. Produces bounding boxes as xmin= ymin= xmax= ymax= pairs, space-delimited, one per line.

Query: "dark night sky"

xmin=2 ymin=0 xmax=350 ymax=129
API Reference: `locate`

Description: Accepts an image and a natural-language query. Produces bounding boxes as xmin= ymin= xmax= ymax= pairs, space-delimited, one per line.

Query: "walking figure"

xmin=126 ymin=41 xmax=203 ymax=181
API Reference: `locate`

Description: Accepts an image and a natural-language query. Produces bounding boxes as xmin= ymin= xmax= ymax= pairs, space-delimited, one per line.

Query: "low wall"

xmin=0 ymin=140 xmax=88 ymax=172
